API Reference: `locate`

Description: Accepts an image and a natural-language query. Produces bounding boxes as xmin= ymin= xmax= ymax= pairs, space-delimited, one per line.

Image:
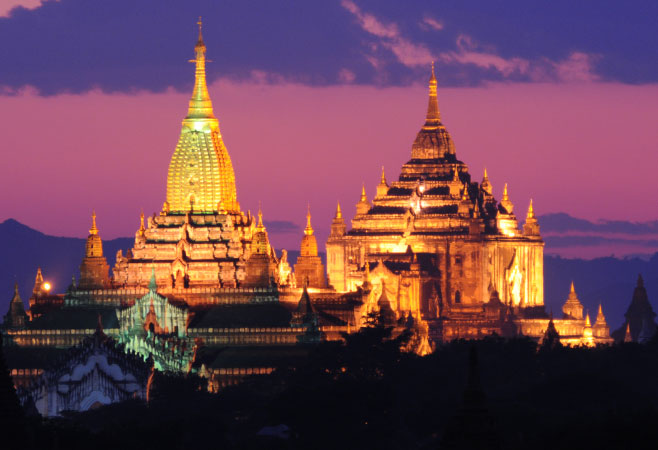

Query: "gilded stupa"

xmin=113 ymin=19 xmax=258 ymax=293
xmin=165 ymin=18 xmax=239 ymax=214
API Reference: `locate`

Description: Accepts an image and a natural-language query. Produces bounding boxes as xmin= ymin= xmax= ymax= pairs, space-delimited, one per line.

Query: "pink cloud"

xmin=341 ymin=0 xmax=433 ymax=68
xmin=421 ymin=16 xmax=444 ymax=31
xmin=0 ymin=0 xmax=46 ymax=17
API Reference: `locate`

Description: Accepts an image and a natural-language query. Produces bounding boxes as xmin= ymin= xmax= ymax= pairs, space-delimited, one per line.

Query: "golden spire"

xmin=570 ymin=281 xmax=575 ymax=295
xmin=453 ymin=167 xmax=459 ymax=182
xmin=500 ymin=183 xmax=514 ymax=213
xmin=304 ymin=204 xmax=314 ymax=236
xmin=360 ymin=184 xmax=367 ymax=202
xmin=186 ymin=16 xmax=214 ymax=120
xmin=335 ymin=201 xmax=342 ymax=219
xmin=424 ymin=61 xmax=441 ymax=127
xmin=380 ymin=166 xmax=387 ymax=185
xmin=585 ymin=312 xmax=591 ymax=327
xmin=527 ymin=199 xmax=535 ymax=219
xmin=256 ymin=203 xmax=264 ymax=231
xmin=481 ymin=168 xmax=492 ymax=195
xmin=595 ymin=303 xmax=607 ymax=325
xmin=139 ymin=209 xmax=146 ymax=236
xmin=89 ymin=211 xmax=98 ymax=235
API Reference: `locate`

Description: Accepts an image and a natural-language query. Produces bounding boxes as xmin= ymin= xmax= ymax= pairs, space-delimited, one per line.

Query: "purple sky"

xmin=0 ymin=0 xmax=657 ymax=256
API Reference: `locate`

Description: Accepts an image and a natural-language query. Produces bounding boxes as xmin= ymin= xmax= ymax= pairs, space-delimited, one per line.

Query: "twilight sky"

xmin=0 ymin=0 xmax=657 ymax=255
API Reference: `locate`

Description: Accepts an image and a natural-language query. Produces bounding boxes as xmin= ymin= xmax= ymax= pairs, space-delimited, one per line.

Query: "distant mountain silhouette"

xmin=539 ymin=213 xmax=658 ymax=234
xmin=1 ymin=218 xmax=657 ymax=331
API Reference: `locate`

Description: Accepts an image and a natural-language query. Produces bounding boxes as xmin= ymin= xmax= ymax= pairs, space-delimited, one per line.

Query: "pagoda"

xmin=113 ymin=19 xmax=254 ymax=293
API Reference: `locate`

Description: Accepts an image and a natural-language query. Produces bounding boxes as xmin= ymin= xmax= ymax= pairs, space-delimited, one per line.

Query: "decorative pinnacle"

xmin=502 ymin=183 xmax=509 ymax=201
xmin=335 ymin=201 xmax=342 ymax=219
xmin=257 ymin=203 xmax=264 ymax=229
xmin=360 ymin=184 xmax=367 ymax=202
xmin=585 ymin=312 xmax=591 ymax=328
xmin=453 ymin=167 xmax=460 ymax=182
xmin=424 ymin=61 xmax=441 ymax=126
xmin=186 ymin=17 xmax=214 ymax=121
xmin=139 ymin=209 xmax=145 ymax=235
xmin=527 ymin=199 xmax=535 ymax=219
xmin=380 ymin=166 xmax=387 ymax=185
xmin=483 ymin=168 xmax=488 ymax=180
xmin=570 ymin=281 xmax=575 ymax=294
xmin=596 ymin=303 xmax=606 ymax=324
xmin=304 ymin=204 xmax=314 ymax=236
xmin=89 ymin=211 xmax=98 ymax=235
xmin=196 ymin=16 xmax=203 ymax=45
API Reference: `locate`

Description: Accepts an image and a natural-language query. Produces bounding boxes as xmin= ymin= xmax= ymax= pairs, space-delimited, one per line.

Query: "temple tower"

xmin=3 ymin=283 xmax=28 ymax=329
xmin=166 ymin=18 xmax=239 ymax=214
xmin=294 ymin=207 xmax=327 ymax=288
xmin=78 ymin=212 xmax=111 ymax=290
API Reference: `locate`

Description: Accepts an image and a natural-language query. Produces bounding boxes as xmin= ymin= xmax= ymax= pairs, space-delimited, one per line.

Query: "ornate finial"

xmin=380 ymin=166 xmax=387 ymax=185
xmin=424 ymin=62 xmax=440 ymax=126
xmin=257 ymin=203 xmax=264 ymax=229
xmin=88 ymin=210 xmax=98 ymax=235
xmin=197 ymin=16 xmax=203 ymax=44
xmin=304 ymin=204 xmax=314 ymax=236
xmin=570 ymin=281 xmax=575 ymax=294
xmin=360 ymin=184 xmax=367 ymax=202
xmin=500 ymin=183 xmax=514 ymax=214
xmin=585 ymin=312 xmax=591 ymax=328
xmin=186 ymin=17 xmax=214 ymax=121
xmin=527 ymin=199 xmax=535 ymax=219
xmin=335 ymin=201 xmax=342 ymax=219
xmin=484 ymin=168 xmax=488 ymax=179
xmin=139 ymin=209 xmax=146 ymax=236
xmin=453 ymin=167 xmax=460 ymax=182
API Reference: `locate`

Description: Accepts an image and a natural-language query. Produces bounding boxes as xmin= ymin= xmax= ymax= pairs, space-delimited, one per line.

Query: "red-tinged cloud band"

xmin=0 ymin=80 xmax=656 ymax=256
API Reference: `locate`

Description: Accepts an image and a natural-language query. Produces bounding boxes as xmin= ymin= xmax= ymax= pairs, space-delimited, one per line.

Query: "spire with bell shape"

xmin=500 ymin=183 xmax=514 ymax=214
xmin=562 ymin=281 xmax=584 ymax=320
xmin=4 ymin=282 xmax=28 ymax=329
xmin=89 ymin=211 xmax=98 ymax=236
xmin=595 ymin=304 xmax=606 ymax=325
xmin=330 ymin=201 xmax=346 ymax=238
xmin=376 ymin=166 xmax=389 ymax=197
xmin=623 ymin=322 xmax=632 ymax=343
xmin=424 ymin=61 xmax=441 ymax=128
xmin=32 ymin=267 xmax=44 ymax=296
xmin=304 ymin=204 xmax=314 ymax=236
xmin=523 ymin=199 xmax=540 ymax=235
xmin=481 ymin=168 xmax=493 ymax=195
xmin=300 ymin=206 xmax=319 ymax=257
xmin=356 ymin=184 xmax=370 ymax=215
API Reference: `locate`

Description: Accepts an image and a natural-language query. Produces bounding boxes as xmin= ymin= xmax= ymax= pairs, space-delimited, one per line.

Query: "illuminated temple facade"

xmin=326 ymin=64 xmax=612 ymax=345
xmin=2 ymin=24 xmax=614 ymax=414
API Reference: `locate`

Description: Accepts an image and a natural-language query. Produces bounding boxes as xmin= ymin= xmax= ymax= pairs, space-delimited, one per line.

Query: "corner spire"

xmin=360 ymin=184 xmax=367 ymax=202
xmin=139 ymin=209 xmax=146 ymax=236
xmin=89 ymin=211 xmax=98 ymax=235
xmin=380 ymin=166 xmax=387 ymax=185
xmin=304 ymin=204 xmax=314 ymax=236
xmin=186 ymin=16 xmax=214 ymax=120
xmin=335 ymin=201 xmax=342 ymax=219
xmin=424 ymin=61 xmax=441 ymax=127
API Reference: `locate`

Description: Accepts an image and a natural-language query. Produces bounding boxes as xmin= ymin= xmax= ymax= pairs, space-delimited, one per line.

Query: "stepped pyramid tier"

xmin=293 ymin=206 xmax=327 ymax=288
xmin=165 ymin=18 xmax=239 ymax=215
xmin=326 ymin=64 xmax=545 ymax=326
xmin=78 ymin=212 xmax=110 ymax=290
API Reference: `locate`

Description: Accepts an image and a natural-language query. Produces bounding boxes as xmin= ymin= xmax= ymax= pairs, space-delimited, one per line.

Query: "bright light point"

xmin=43 ymin=282 xmax=52 ymax=292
